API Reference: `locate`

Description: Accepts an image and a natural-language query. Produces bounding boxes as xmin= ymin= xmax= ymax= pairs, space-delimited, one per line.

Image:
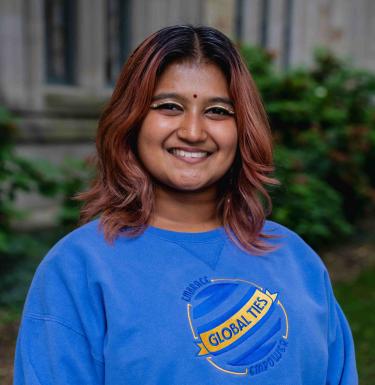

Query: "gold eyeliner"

xmin=207 ymin=105 xmax=235 ymax=115
xmin=150 ymin=102 xmax=183 ymax=109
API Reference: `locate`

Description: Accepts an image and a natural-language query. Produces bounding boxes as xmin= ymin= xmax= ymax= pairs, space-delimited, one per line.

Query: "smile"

xmin=167 ymin=148 xmax=212 ymax=164
xmin=170 ymin=149 xmax=209 ymax=158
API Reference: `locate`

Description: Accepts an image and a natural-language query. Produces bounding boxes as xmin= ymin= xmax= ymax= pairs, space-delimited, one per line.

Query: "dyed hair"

xmin=77 ymin=25 xmax=279 ymax=254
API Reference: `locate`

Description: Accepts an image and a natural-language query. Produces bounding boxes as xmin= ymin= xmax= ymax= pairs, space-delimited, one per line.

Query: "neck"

xmin=150 ymin=183 xmax=222 ymax=232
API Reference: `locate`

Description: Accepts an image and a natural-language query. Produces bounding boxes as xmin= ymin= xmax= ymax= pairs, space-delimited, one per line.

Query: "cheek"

xmin=137 ymin=125 xmax=155 ymax=167
xmin=218 ymin=126 xmax=238 ymax=154
xmin=137 ymin=119 xmax=169 ymax=173
xmin=138 ymin=117 xmax=174 ymax=149
xmin=138 ymin=122 xmax=159 ymax=149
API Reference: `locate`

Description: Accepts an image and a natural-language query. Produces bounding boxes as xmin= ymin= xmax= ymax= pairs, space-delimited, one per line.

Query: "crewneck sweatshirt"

xmin=14 ymin=219 xmax=358 ymax=384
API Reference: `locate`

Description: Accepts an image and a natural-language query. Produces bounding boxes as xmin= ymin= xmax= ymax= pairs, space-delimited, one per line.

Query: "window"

xmin=282 ymin=0 xmax=294 ymax=69
xmin=106 ymin=0 xmax=131 ymax=85
xmin=234 ymin=0 xmax=244 ymax=41
xmin=259 ymin=0 xmax=270 ymax=48
xmin=45 ymin=0 xmax=76 ymax=84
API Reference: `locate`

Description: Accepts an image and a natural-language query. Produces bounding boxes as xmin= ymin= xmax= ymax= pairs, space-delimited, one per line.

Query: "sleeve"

xmin=13 ymin=235 xmax=106 ymax=385
xmin=324 ymin=272 xmax=358 ymax=385
xmin=14 ymin=315 xmax=104 ymax=385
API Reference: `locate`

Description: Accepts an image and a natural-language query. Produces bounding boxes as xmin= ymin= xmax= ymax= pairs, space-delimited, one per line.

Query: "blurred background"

xmin=0 ymin=0 xmax=374 ymax=383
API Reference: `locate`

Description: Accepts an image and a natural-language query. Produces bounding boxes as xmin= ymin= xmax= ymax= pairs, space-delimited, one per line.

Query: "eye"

xmin=206 ymin=106 xmax=235 ymax=118
xmin=150 ymin=102 xmax=183 ymax=114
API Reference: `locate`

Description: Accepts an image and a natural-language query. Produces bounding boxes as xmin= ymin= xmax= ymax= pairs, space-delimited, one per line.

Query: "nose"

xmin=177 ymin=112 xmax=208 ymax=142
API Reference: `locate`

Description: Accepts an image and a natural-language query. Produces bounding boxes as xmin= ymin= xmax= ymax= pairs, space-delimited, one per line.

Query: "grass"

xmin=0 ymin=308 xmax=20 ymax=384
xmin=334 ymin=266 xmax=375 ymax=384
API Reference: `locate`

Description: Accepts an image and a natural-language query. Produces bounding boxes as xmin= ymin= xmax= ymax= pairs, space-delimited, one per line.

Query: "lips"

xmin=172 ymin=148 xmax=209 ymax=158
xmin=166 ymin=147 xmax=213 ymax=164
xmin=168 ymin=146 xmax=212 ymax=155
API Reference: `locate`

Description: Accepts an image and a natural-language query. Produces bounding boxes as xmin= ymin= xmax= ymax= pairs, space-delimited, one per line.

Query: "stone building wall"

xmin=0 ymin=0 xmax=373 ymax=227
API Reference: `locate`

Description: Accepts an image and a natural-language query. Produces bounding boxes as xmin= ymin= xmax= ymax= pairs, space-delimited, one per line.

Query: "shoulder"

xmin=35 ymin=219 xmax=110 ymax=279
xmin=263 ymin=219 xmax=316 ymax=251
xmin=23 ymin=220 xmax=111 ymax=336
xmin=263 ymin=219 xmax=301 ymax=239
xmin=45 ymin=218 xmax=111 ymax=258
xmin=52 ymin=218 xmax=104 ymax=249
xmin=262 ymin=219 xmax=328 ymax=272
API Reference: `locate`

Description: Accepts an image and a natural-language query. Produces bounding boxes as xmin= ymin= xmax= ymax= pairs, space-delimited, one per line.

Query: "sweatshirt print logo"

xmin=185 ymin=278 xmax=289 ymax=377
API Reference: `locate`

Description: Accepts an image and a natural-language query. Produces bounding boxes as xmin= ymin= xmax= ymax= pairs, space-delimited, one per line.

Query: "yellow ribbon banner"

xmin=198 ymin=289 xmax=277 ymax=355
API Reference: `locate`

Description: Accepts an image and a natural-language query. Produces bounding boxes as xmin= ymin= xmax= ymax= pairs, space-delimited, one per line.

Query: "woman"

xmin=14 ymin=25 xmax=358 ymax=384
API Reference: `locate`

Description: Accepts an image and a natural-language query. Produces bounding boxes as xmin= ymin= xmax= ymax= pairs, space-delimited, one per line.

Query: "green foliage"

xmin=0 ymin=108 xmax=44 ymax=305
xmin=241 ymin=46 xmax=375 ymax=246
xmin=272 ymin=146 xmax=352 ymax=245
xmin=1 ymin=47 xmax=374 ymax=304
xmin=0 ymin=107 xmax=91 ymax=306
xmin=334 ymin=266 xmax=375 ymax=384
xmin=56 ymin=157 xmax=93 ymax=231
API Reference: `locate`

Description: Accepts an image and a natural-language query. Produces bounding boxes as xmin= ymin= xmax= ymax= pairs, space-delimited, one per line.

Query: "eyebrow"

xmin=152 ymin=93 xmax=234 ymax=107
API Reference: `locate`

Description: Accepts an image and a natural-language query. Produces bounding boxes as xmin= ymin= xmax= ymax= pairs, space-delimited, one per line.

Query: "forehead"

xmin=154 ymin=61 xmax=230 ymax=97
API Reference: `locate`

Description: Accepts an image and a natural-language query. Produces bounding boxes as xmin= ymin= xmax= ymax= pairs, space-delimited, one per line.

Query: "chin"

xmin=166 ymin=179 xmax=216 ymax=193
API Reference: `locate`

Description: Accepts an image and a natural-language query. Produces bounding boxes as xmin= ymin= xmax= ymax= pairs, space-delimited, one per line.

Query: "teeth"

xmin=170 ymin=149 xmax=209 ymax=158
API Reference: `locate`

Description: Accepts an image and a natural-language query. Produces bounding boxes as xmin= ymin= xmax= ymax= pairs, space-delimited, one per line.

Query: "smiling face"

xmin=137 ymin=61 xmax=238 ymax=195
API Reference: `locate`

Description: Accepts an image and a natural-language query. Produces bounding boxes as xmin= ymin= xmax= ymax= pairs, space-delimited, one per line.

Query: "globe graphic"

xmin=188 ymin=279 xmax=288 ymax=375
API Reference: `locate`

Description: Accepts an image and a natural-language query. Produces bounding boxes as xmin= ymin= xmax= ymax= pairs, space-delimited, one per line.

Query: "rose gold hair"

xmin=77 ymin=25 xmax=279 ymax=254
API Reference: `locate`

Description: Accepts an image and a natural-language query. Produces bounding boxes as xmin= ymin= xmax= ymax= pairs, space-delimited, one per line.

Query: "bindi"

xmin=193 ymin=94 xmax=197 ymax=98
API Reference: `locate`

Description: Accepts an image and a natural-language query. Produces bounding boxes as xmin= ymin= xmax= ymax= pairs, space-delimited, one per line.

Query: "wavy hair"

xmin=77 ymin=25 xmax=279 ymax=254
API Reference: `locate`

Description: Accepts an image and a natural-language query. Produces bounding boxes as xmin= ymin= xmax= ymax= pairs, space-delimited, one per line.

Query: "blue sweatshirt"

xmin=14 ymin=220 xmax=358 ymax=384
